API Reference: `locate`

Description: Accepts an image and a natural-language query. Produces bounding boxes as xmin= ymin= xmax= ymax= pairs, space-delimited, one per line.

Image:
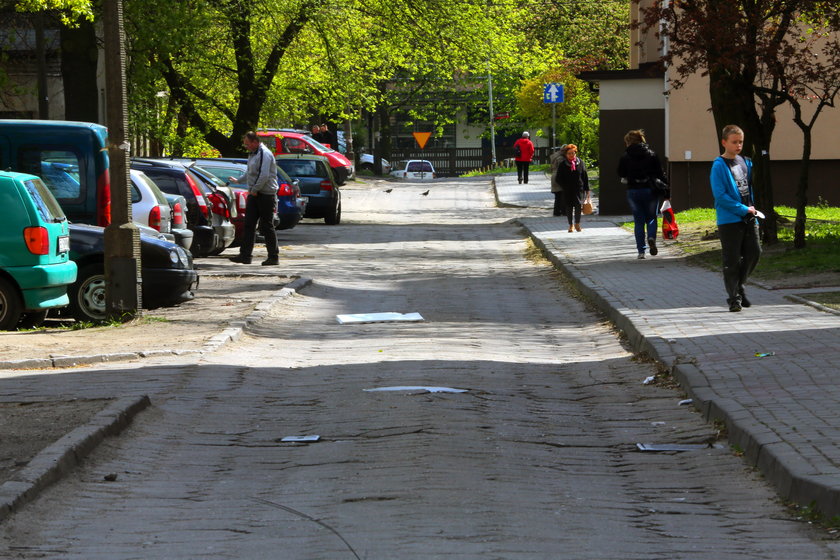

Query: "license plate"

xmin=57 ymin=235 xmax=70 ymax=254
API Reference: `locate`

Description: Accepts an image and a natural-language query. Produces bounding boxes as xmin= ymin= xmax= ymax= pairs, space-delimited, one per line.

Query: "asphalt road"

xmin=1 ymin=179 xmax=837 ymax=559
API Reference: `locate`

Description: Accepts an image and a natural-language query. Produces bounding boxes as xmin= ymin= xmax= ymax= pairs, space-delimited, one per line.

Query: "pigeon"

xmin=420 ymin=190 xmax=430 ymax=196
xmin=384 ymin=188 xmax=393 ymax=193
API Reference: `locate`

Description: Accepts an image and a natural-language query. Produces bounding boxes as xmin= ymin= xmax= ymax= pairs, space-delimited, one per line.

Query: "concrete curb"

xmin=521 ymin=219 xmax=840 ymax=517
xmin=0 ymin=395 xmax=151 ymax=522
xmin=0 ymin=277 xmax=313 ymax=371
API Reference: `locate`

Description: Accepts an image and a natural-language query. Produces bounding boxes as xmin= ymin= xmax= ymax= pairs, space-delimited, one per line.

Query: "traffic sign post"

xmin=543 ymin=83 xmax=564 ymax=149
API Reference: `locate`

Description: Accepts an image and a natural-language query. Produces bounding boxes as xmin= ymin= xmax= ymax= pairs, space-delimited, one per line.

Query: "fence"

xmin=387 ymin=147 xmax=553 ymax=177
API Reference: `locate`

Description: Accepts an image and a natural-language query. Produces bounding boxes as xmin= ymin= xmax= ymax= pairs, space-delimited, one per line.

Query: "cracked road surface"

xmin=2 ymin=179 xmax=838 ymax=559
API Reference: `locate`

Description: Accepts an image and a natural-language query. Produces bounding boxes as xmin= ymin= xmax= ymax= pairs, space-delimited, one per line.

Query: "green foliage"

xmin=516 ymin=65 xmax=599 ymax=159
xmin=10 ymin=0 xmax=93 ymax=23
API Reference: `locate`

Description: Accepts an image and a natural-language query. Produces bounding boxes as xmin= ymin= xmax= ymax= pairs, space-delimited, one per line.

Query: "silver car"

xmin=131 ymin=169 xmax=173 ymax=237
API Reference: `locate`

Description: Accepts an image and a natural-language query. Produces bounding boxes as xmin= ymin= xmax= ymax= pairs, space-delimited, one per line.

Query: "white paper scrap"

xmin=337 ymin=312 xmax=425 ymax=324
xmin=364 ymin=386 xmax=467 ymax=394
xmin=281 ymin=435 xmax=321 ymax=442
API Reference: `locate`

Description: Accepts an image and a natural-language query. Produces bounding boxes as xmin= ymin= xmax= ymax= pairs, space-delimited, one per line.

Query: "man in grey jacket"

xmin=228 ymin=131 xmax=280 ymax=265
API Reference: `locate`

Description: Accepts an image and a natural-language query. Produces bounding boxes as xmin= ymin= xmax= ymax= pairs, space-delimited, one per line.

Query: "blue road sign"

xmin=543 ymin=83 xmax=564 ymax=104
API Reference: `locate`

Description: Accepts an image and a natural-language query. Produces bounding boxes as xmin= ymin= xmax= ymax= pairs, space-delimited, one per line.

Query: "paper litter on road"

xmin=336 ymin=312 xmax=425 ymax=324
xmin=280 ymin=435 xmax=321 ymax=443
xmin=636 ymin=443 xmax=710 ymax=452
xmin=364 ymin=386 xmax=468 ymax=394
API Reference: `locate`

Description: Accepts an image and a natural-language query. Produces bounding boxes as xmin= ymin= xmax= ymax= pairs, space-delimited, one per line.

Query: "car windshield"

xmin=189 ymin=165 xmax=228 ymax=188
xmin=304 ymin=137 xmax=334 ymax=153
xmin=277 ymin=159 xmax=324 ymax=178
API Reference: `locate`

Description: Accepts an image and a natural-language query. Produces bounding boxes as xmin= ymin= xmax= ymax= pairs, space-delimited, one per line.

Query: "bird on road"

xmin=420 ymin=190 xmax=430 ymax=196
xmin=384 ymin=188 xmax=393 ymax=193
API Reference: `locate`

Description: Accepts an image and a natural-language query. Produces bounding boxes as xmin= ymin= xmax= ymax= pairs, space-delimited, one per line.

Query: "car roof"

xmin=275 ymin=153 xmax=330 ymax=163
xmin=131 ymin=158 xmax=188 ymax=170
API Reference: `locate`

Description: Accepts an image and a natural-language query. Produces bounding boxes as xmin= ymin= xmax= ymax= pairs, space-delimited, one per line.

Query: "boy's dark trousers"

xmin=718 ymin=219 xmax=761 ymax=303
xmin=239 ymin=193 xmax=279 ymax=259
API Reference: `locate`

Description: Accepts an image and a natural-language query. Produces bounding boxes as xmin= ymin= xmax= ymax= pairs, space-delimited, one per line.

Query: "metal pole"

xmin=488 ymin=72 xmax=496 ymax=165
xmin=552 ymin=103 xmax=556 ymax=149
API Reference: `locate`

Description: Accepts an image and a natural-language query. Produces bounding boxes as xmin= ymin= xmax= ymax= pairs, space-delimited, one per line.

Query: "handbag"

xmin=581 ymin=193 xmax=594 ymax=215
xmin=661 ymin=199 xmax=679 ymax=239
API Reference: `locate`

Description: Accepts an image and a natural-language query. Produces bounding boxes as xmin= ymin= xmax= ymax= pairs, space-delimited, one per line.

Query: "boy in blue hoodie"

xmin=710 ymin=124 xmax=761 ymax=312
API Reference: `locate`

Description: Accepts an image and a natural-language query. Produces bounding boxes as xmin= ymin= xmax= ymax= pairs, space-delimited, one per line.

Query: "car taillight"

xmin=23 ymin=227 xmax=50 ymax=255
xmin=172 ymin=202 xmax=185 ymax=227
xmin=206 ymin=192 xmax=230 ymax=219
xmin=320 ymin=180 xmax=333 ymax=191
xmin=186 ymin=174 xmax=209 ymax=218
xmin=278 ymin=182 xmax=294 ymax=196
xmin=97 ymin=169 xmax=111 ymax=226
xmin=237 ymin=192 xmax=247 ymax=213
xmin=148 ymin=205 xmax=162 ymax=231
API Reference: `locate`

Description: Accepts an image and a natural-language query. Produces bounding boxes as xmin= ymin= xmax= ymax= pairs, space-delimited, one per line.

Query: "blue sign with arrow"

xmin=543 ymin=83 xmax=564 ymax=104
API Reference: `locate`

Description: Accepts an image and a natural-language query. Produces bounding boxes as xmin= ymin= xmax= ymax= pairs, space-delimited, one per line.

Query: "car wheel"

xmin=18 ymin=310 xmax=48 ymax=329
xmin=0 ymin=277 xmax=23 ymax=330
xmin=68 ymin=263 xmax=107 ymax=323
xmin=207 ymin=246 xmax=226 ymax=256
xmin=360 ymin=163 xmax=373 ymax=173
xmin=324 ymin=200 xmax=341 ymax=225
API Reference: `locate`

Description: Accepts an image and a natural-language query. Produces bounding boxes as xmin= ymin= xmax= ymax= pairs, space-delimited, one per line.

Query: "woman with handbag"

xmin=617 ymin=129 xmax=668 ymax=258
xmin=555 ymin=144 xmax=590 ymax=232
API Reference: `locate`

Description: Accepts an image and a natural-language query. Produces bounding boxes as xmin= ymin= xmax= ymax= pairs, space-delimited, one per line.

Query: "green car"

xmin=0 ymin=171 xmax=78 ymax=330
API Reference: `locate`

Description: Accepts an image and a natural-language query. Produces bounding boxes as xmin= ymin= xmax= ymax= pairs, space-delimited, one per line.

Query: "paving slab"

xmin=499 ymin=173 xmax=840 ymax=516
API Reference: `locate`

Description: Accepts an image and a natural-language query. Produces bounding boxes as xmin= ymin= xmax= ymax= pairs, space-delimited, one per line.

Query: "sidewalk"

xmin=496 ymin=172 xmax=840 ymax=517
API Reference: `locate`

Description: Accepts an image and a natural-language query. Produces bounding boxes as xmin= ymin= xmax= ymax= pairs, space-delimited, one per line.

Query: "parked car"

xmin=162 ymin=192 xmax=194 ymax=252
xmin=358 ymin=152 xmax=392 ymax=175
xmin=130 ymin=159 xmax=234 ymax=257
xmin=130 ymin=169 xmax=173 ymax=240
xmin=275 ymin=154 xmax=341 ymax=225
xmin=64 ymin=223 xmax=197 ymax=323
xmin=390 ymin=159 xmax=436 ymax=181
xmin=172 ymin=157 xmax=304 ymax=234
xmin=258 ymin=130 xmax=354 ymax=185
xmin=0 ymin=171 xmax=77 ymax=330
xmin=0 ymin=120 xmax=111 ymax=226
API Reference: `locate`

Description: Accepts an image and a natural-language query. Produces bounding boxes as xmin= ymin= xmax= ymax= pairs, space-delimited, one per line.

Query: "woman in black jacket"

xmin=555 ymin=144 xmax=590 ymax=232
xmin=617 ymin=130 xmax=668 ymax=259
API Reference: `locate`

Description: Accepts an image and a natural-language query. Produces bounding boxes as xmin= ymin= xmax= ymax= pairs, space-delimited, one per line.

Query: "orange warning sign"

xmin=412 ymin=132 xmax=432 ymax=149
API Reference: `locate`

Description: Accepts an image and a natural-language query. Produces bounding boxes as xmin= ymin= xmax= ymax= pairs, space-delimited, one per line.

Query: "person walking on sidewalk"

xmin=228 ymin=131 xmax=280 ymax=266
xmin=617 ymin=129 xmax=668 ymax=259
xmin=549 ymin=145 xmax=567 ymax=216
xmin=710 ymin=124 xmax=761 ymax=312
xmin=555 ymin=144 xmax=589 ymax=232
xmin=513 ymin=131 xmax=535 ymax=184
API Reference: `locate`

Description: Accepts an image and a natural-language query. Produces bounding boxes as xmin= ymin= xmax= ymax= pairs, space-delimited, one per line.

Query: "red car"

xmin=257 ymin=130 xmax=354 ymax=185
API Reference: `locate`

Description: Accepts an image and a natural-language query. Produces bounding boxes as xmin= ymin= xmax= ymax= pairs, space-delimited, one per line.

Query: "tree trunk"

xmin=793 ymin=128 xmax=811 ymax=249
xmin=60 ymin=19 xmax=99 ymax=123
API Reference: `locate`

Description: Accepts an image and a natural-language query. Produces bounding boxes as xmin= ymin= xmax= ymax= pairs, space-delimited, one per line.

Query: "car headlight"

xmin=169 ymin=249 xmax=180 ymax=266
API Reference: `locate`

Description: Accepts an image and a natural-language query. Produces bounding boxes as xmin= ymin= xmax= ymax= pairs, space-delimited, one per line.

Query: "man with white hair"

xmin=512 ymin=131 xmax=535 ymax=184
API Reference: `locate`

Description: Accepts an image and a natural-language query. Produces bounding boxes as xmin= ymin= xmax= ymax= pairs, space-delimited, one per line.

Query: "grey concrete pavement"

xmin=496 ymin=172 xmax=840 ymax=517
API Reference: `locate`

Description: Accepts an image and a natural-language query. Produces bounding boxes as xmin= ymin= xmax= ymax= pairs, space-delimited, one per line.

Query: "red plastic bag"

xmin=661 ymin=200 xmax=679 ymax=240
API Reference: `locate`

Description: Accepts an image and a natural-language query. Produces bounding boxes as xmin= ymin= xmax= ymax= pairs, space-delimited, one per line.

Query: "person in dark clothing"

xmin=318 ymin=123 xmax=336 ymax=148
xmin=554 ymin=144 xmax=589 ymax=232
xmin=617 ymin=129 xmax=668 ymax=259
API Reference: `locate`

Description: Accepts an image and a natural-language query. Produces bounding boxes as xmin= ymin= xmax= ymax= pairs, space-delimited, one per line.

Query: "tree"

xmin=636 ymin=0 xmax=806 ymax=244
xmin=755 ymin=7 xmax=840 ymax=247
xmin=639 ymin=0 xmax=840 ymax=247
